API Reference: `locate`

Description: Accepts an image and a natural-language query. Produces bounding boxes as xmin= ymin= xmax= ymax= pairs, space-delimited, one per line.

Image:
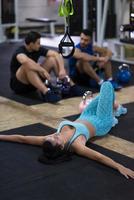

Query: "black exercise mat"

xmin=109 ymin=102 xmax=134 ymax=142
xmin=0 ymin=123 xmax=134 ymax=200
xmin=0 ymin=42 xmax=134 ymax=105
xmin=64 ymin=102 xmax=134 ymax=142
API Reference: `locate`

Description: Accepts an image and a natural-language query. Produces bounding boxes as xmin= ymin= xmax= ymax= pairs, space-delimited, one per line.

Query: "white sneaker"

xmin=112 ymin=117 xmax=118 ymax=127
xmin=114 ymin=105 xmax=127 ymax=117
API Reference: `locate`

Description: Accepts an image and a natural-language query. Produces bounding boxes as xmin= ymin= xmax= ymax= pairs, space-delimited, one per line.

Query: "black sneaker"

xmin=109 ymin=80 xmax=122 ymax=91
xmin=41 ymin=90 xmax=61 ymax=103
xmin=57 ymin=76 xmax=71 ymax=96
xmin=45 ymin=80 xmax=62 ymax=96
xmin=70 ymin=85 xmax=85 ymax=97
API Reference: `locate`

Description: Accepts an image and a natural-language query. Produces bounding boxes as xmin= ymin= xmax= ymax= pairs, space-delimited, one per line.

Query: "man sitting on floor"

xmin=69 ymin=29 xmax=122 ymax=91
xmin=10 ymin=31 xmax=83 ymax=103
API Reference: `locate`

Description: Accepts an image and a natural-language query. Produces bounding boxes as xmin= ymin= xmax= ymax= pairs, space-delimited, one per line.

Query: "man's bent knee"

xmin=16 ymin=66 xmax=29 ymax=84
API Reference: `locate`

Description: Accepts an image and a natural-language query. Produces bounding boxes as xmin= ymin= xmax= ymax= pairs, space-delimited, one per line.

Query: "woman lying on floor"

xmin=0 ymin=82 xmax=134 ymax=179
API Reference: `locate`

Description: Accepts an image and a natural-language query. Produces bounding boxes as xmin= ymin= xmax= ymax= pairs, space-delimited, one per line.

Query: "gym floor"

xmin=0 ymin=40 xmax=134 ymax=199
xmin=0 ymin=39 xmax=134 ymax=157
xmin=0 ymin=80 xmax=134 ymax=158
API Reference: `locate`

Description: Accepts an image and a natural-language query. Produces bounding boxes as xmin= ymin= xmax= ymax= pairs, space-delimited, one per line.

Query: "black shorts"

xmin=70 ymin=70 xmax=90 ymax=86
xmin=10 ymin=76 xmax=37 ymax=94
xmin=70 ymin=62 xmax=104 ymax=86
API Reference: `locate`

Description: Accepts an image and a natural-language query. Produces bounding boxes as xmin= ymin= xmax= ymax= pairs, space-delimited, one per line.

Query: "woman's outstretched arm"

xmin=72 ymin=143 xmax=134 ymax=179
xmin=0 ymin=134 xmax=49 ymax=146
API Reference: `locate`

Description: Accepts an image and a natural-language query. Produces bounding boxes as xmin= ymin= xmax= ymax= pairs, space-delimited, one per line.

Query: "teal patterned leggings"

xmin=78 ymin=81 xmax=115 ymax=136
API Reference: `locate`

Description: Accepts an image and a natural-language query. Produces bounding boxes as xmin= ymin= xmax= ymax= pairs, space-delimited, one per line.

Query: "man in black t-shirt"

xmin=10 ymin=31 xmax=83 ymax=103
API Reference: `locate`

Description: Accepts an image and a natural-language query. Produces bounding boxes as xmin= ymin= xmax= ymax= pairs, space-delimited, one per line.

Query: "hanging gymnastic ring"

xmin=59 ymin=40 xmax=75 ymax=58
xmin=59 ymin=26 xmax=75 ymax=58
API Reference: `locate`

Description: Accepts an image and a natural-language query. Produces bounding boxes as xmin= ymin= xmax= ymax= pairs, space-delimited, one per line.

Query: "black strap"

xmin=59 ymin=26 xmax=75 ymax=58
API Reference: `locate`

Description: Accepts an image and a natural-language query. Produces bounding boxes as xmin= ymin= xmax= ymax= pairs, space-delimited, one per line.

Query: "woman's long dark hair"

xmin=38 ymin=141 xmax=72 ymax=164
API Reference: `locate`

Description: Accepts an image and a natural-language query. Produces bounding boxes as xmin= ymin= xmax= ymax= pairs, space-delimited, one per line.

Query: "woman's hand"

xmin=117 ymin=164 xmax=134 ymax=179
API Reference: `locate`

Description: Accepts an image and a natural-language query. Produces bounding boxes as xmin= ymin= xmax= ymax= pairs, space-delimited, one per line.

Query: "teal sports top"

xmin=56 ymin=120 xmax=90 ymax=150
